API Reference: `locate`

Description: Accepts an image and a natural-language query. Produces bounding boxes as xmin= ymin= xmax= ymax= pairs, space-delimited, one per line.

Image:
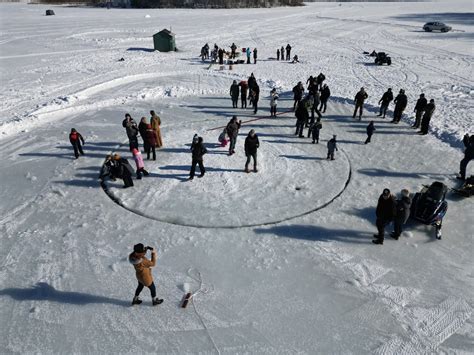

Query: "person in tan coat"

xmin=129 ymin=243 xmax=163 ymax=306
xmin=150 ymin=110 xmax=163 ymax=148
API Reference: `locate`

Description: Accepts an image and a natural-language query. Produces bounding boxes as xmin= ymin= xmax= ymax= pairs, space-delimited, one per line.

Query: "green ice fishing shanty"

xmin=153 ymin=29 xmax=176 ymax=52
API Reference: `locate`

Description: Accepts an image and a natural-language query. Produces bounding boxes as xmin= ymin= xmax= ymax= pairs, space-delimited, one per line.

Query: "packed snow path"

xmin=0 ymin=2 xmax=473 ymax=354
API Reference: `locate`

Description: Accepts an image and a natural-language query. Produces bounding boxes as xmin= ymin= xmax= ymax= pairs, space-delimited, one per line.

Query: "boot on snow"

xmin=152 ymin=298 xmax=164 ymax=306
xmin=132 ymin=296 xmax=142 ymax=305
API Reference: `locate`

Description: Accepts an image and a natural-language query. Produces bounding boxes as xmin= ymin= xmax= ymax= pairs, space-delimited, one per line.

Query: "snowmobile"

xmin=452 ymin=175 xmax=474 ymax=197
xmin=410 ymin=181 xmax=448 ymax=239
xmin=374 ymin=52 xmax=391 ymax=65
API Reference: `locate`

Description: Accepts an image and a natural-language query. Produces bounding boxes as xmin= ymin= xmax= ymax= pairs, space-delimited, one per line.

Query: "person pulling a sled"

xmin=129 ymin=243 xmax=163 ymax=306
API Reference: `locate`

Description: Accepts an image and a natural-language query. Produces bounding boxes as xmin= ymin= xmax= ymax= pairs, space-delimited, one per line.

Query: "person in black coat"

xmin=122 ymin=113 xmax=139 ymax=151
xmin=365 ymin=121 xmax=376 ymax=144
xmin=276 ymin=48 xmax=280 ymax=61
xmin=218 ymin=48 xmax=224 ymax=65
xmin=392 ymin=89 xmax=408 ymax=123
xmin=319 ymin=84 xmax=331 ymax=113
xmin=280 ymin=46 xmax=285 ymax=61
xmin=295 ymin=99 xmax=309 ymax=137
xmin=377 ymin=88 xmax=393 ymax=118
xmin=250 ymin=84 xmax=260 ymax=114
xmin=419 ymin=99 xmax=435 ymax=135
xmin=285 ymin=44 xmax=291 ymax=61
xmin=373 ymin=188 xmax=396 ymax=244
xmin=310 ymin=119 xmax=322 ymax=144
xmin=392 ymin=189 xmax=412 ymax=240
xmin=253 ymin=48 xmax=258 ymax=64
xmin=189 ymin=137 xmax=207 ymax=180
xmin=138 ymin=117 xmax=148 ymax=145
xmin=230 ymin=80 xmax=240 ymax=108
xmin=226 ymin=116 xmax=242 ymax=155
xmin=69 ymin=128 xmax=85 ymax=159
xmin=413 ymin=93 xmax=427 ymax=128
xmin=248 ymin=73 xmax=256 ymax=91
xmin=244 ymin=130 xmax=260 ymax=173
xmin=353 ymin=87 xmax=368 ymax=120
xmin=316 ymin=72 xmax=325 ymax=89
xmin=292 ymin=82 xmax=304 ymax=111
xmin=458 ymin=134 xmax=474 ymax=180
xmin=239 ymin=81 xmax=248 ymax=108
xmin=113 ymin=153 xmax=134 ymax=188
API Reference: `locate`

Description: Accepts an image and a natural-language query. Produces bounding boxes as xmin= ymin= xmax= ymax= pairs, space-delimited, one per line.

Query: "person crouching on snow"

xmin=69 ymin=128 xmax=85 ymax=159
xmin=131 ymin=148 xmax=149 ymax=180
xmin=129 ymin=243 xmax=163 ymax=306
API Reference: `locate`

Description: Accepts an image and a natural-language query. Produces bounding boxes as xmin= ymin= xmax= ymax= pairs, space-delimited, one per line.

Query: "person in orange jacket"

xmin=129 ymin=243 xmax=163 ymax=306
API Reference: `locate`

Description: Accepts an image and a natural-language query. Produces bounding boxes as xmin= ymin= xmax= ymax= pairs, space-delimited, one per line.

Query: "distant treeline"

xmin=130 ymin=0 xmax=303 ymax=8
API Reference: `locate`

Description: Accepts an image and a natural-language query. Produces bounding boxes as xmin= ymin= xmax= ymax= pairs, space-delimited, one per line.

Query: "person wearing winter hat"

xmin=113 ymin=153 xmax=135 ymax=188
xmin=131 ymin=148 xmax=149 ymax=180
xmin=392 ymin=189 xmax=412 ymax=240
xmin=327 ymin=135 xmax=338 ymax=160
xmin=373 ymin=188 xmax=396 ymax=245
xmin=129 ymin=243 xmax=163 ymax=306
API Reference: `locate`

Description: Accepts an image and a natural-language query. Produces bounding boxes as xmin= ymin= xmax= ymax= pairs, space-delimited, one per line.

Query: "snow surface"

xmin=0 ymin=2 xmax=473 ymax=354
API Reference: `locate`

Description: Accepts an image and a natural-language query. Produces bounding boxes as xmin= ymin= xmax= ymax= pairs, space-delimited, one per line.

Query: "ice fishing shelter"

xmin=153 ymin=29 xmax=176 ymax=52
xmin=45 ymin=9 xmax=55 ymax=16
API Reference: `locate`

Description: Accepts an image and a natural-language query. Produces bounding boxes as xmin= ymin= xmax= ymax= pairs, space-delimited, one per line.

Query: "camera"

xmin=146 ymin=246 xmax=153 ymax=251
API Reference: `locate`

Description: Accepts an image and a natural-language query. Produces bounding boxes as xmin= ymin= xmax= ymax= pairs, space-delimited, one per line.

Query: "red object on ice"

xmin=181 ymin=292 xmax=192 ymax=308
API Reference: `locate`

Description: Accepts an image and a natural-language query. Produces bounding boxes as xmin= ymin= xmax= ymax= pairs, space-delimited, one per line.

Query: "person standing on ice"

xmin=419 ymin=99 xmax=436 ymax=135
xmin=326 ymin=135 xmax=338 ymax=160
xmin=248 ymin=73 xmax=257 ymax=91
xmin=138 ymin=117 xmax=148 ymax=146
xmin=129 ymin=243 xmax=163 ymax=306
xmin=251 ymin=83 xmax=260 ymax=114
xmin=246 ymin=47 xmax=251 ymax=64
xmin=372 ymin=188 xmax=396 ymax=245
xmin=270 ymin=88 xmax=279 ymax=117
xmin=392 ymin=89 xmax=408 ymax=124
xmin=412 ymin=93 xmax=427 ymax=129
xmin=295 ymin=98 xmax=309 ymax=138
xmin=286 ymin=43 xmax=292 ymax=60
xmin=239 ymin=80 xmax=248 ymax=108
xmin=131 ymin=148 xmax=149 ymax=180
xmin=310 ymin=119 xmax=322 ymax=143
xmin=122 ymin=113 xmax=139 ymax=151
xmin=292 ymin=81 xmax=304 ymax=111
xmin=365 ymin=121 xmax=376 ymax=144
xmin=391 ymin=189 xmax=411 ymax=240
xmin=458 ymin=134 xmax=474 ymax=181
xmin=353 ymin=87 xmax=368 ymax=120
xmin=377 ymin=88 xmax=393 ymax=118
xmin=189 ymin=136 xmax=207 ymax=180
xmin=150 ymin=110 xmax=163 ymax=148
xmin=69 ymin=128 xmax=85 ymax=159
xmin=230 ymin=80 xmax=240 ymax=108
xmin=277 ymin=48 xmax=280 ymax=61
xmin=218 ymin=47 xmax=224 ymax=65
xmin=253 ymin=48 xmax=258 ymax=64
xmin=280 ymin=46 xmax=285 ymax=61
xmin=319 ymin=84 xmax=331 ymax=113
xmin=144 ymin=124 xmax=158 ymax=160
xmin=226 ymin=116 xmax=242 ymax=156
xmin=244 ymin=129 xmax=260 ymax=173
xmin=230 ymin=42 xmax=237 ymax=59
xmin=316 ymin=72 xmax=326 ymax=90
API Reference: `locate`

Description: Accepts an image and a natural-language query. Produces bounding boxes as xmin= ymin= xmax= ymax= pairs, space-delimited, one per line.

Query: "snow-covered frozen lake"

xmin=0 ymin=2 xmax=473 ymax=354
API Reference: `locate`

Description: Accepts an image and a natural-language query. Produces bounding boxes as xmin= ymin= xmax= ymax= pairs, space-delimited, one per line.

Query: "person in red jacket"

xmin=69 ymin=128 xmax=85 ymax=159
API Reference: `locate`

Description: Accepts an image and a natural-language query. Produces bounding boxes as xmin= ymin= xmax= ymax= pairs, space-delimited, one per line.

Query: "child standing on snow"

xmin=327 ymin=135 xmax=338 ymax=160
xmin=129 ymin=243 xmax=163 ymax=306
xmin=218 ymin=128 xmax=229 ymax=147
xmin=270 ymin=88 xmax=279 ymax=117
xmin=131 ymin=148 xmax=149 ymax=179
xmin=69 ymin=128 xmax=85 ymax=159
xmin=365 ymin=121 xmax=376 ymax=144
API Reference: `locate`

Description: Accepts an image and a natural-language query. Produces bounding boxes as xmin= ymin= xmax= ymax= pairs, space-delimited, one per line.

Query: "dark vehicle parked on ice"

xmin=423 ymin=22 xmax=452 ymax=32
xmin=410 ymin=181 xmax=448 ymax=240
xmin=374 ymin=52 xmax=391 ymax=65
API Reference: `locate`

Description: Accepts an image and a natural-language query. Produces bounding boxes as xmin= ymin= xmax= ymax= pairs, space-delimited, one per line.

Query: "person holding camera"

xmin=129 ymin=243 xmax=163 ymax=306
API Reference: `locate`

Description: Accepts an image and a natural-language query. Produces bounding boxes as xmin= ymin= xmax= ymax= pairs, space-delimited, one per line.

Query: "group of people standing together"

xmin=229 ymin=73 xmax=261 ymax=113
xmin=353 ymin=87 xmax=436 ymax=135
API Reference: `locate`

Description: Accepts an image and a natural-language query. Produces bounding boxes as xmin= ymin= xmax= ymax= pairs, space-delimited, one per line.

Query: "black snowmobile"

xmin=410 ymin=181 xmax=448 ymax=240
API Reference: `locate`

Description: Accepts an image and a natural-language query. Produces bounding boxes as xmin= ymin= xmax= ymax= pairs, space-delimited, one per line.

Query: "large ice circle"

xmin=104 ymin=104 xmax=351 ymax=228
